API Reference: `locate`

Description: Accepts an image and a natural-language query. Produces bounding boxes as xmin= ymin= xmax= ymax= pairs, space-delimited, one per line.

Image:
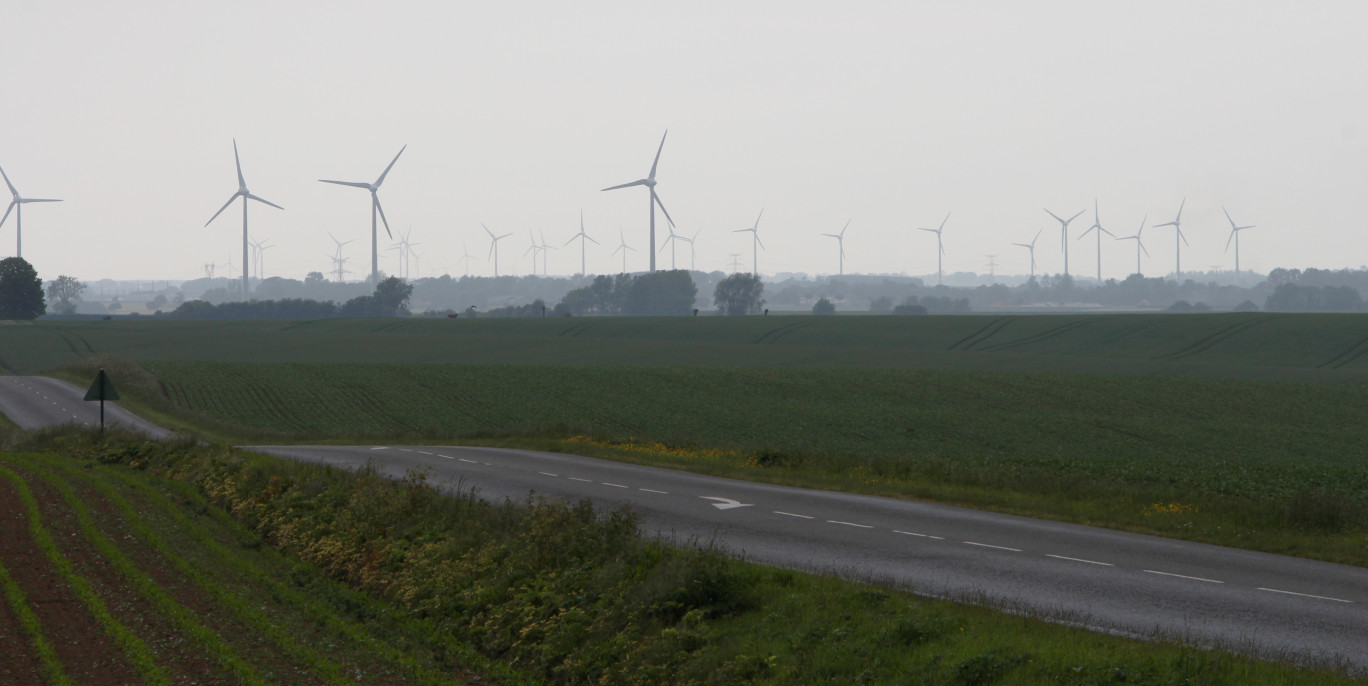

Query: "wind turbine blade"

xmin=205 ymin=193 xmax=240 ymax=226
xmin=374 ymin=197 xmax=393 ymax=239
xmin=232 ymin=139 xmax=245 ymax=189
xmin=940 ymin=242 xmax=946 ymax=256
xmin=755 ymin=234 xmax=765 ymax=251
xmin=246 ymin=193 xmax=284 ymax=210
xmin=733 ymin=229 xmax=750 ymax=234
xmin=0 ymin=165 xmax=16 ymax=197
xmin=0 ymin=201 xmax=14 ymax=229
xmin=1178 ymin=228 xmax=1188 ymax=246
xmin=1225 ymin=230 xmax=1236 ymax=252
xmin=1044 ymin=208 xmax=1064 ymax=224
xmin=1223 ymin=206 xmax=1236 ymax=228
xmin=918 ymin=228 xmax=937 ymax=234
xmin=21 ymin=198 xmax=62 ymax=203
xmin=319 ymin=179 xmax=371 ymax=188
xmin=648 ymin=130 xmax=668 ymax=180
xmin=482 ymin=223 xmax=495 ymax=239
xmin=1138 ymin=215 xmax=1147 ymax=236
xmin=841 ymin=219 xmax=851 ymax=237
xmin=1099 ymin=227 xmax=1115 ymax=238
xmin=1067 ymin=209 xmax=1085 ymax=223
xmin=754 ymin=208 xmax=764 ymax=229
xmin=602 ymin=179 xmax=648 ymax=192
xmin=1140 ymin=242 xmax=1150 ymax=257
xmin=1031 ymin=228 xmax=1043 ymax=245
xmin=1153 ymin=220 xmax=1177 ymax=228
xmin=1176 ymin=197 xmax=1186 ymax=220
xmin=653 ymin=190 xmax=675 ymax=226
xmin=586 ymin=235 xmax=600 ymax=245
xmin=563 ymin=235 xmax=578 ymax=247
xmin=375 ymin=145 xmax=407 ymax=186
xmin=938 ymin=212 xmax=950 ymax=231
xmin=1077 ymin=227 xmax=1094 ymax=240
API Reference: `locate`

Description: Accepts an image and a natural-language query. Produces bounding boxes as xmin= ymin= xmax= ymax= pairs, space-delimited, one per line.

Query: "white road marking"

xmin=965 ymin=541 xmax=1023 ymax=552
xmin=370 ymin=447 xmax=388 ymax=451
xmin=602 ymin=482 xmax=628 ymax=488
xmin=1047 ymin=554 xmax=1113 ymax=567
xmin=700 ymin=497 xmax=753 ymax=510
xmin=539 ymin=472 xmax=559 ymax=477
xmin=774 ymin=511 xmax=814 ymax=519
xmin=827 ymin=520 xmax=873 ymax=529
xmin=1144 ymin=570 xmax=1223 ymax=584
xmin=639 ymin=488 xmax=668 ymax=494
xmin=893 ymin=530 xmax=944 ymax=540
xmin=569 ymin=477 xmax=592 ymax=482
xmin=458 ymin=458 xmax=477 ymax=464
xmin=1257 ymin=588 xmax=1353 ymax=603
xmin=417 ymin=451 xmax=433 ymax=456
xmin=398 ymin=448 xmax=412 ymax=452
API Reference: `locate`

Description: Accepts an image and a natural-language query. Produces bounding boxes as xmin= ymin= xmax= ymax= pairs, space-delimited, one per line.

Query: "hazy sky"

xmin=4 ymin=1 xmax=1366 ymax=283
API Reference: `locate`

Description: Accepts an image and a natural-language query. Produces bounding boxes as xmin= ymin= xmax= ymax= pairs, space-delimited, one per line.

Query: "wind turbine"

xmin=601 ymin=131 xmax=674 ymax=272
xmin=204 ymin=139 xmax=283 ymax=298
xmin=733 ymin=209 xmax=765 ymax=275
xmin=610 ymin=228 xmax=635 ymax=273
xmin=483 ymin=223 xmax=512 ymax=277
xmin=1223 ymin=207 xmax=1256 ymax=279
xmin=821 ymin=220 xmax=851 ymax=276
xmin=249 ymin=238 xmax=273 ymax=280
xmin=1076 ymin=198 xmax=1115 ymax=283
xmin=1012 ymin=228 xmax=1043 ymax=281
xmin=659 ymin=223 xmax=682 ymax=270
xmin=0 ymin=163 xmax=62 ymax=259
xmin=456 ymin=241 xmax=476 ymax=277
xmin=522 ymin=229 xmax=542 ymax=276
xmin=1116 ymin=215 xmax=1149 ymax=276
xmin=680 ymin=228 xmax=700 ymax=271
xmin=319 ymin=145 xmax=406 ymax=285
xmin=1044 ymin=207 xmax=1085 ymax=279
xmin=918 ymin=213 xmax=949 ymax=285
xmin=1153 ymin=198 xmax=1188 ymax=278
xmin=538 ymin=230 xmax=555 ymax=276
xmin=564 ymin=211 xmax=599 ymax=276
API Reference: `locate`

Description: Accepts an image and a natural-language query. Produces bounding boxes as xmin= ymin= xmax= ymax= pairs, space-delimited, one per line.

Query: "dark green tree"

xmin=45 ymin=275 xmax=86 ymax=315
xmin=812 ymin=297 xmax=836 ymax=315
xmin=0 ymin=257 xmax=46 ymax=320
xmin=714 ymin=273 xmax=765 ymax=316
xmin=622 ymin=270 xmax=696 ymax=316
xmin=373 ymin=276 xmax=415 ymax=316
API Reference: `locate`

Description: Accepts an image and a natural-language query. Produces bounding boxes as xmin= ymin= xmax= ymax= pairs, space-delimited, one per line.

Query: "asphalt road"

xmin=0 ymin=376 xmax=1363 ymax=670
xmin=0 ymin=375 xmax=172 ymax=438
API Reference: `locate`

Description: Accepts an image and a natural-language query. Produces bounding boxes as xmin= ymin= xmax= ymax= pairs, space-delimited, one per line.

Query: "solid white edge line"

xmin=1144 ymin=570 xmax=1223 ymax=584
xmin=1257 ymin=587 xmax=1353 ymax=603
xmin=602 ymin=483 xmax=628 ymax=488
xmin=774 ymin=511 xmax=814 ymax=519
xmin=639 ymin=488 xmax=668 ymax=494
xmin=827 ymin=520 xmax=873 ymax=529
xmin=1046 ymin=554 xmax=1113 ymax=566
xmin=893 ymin=530 xmax=945 ymax=540
xmin=965 ymin=541 xmax=1023 ymax=552
xmin=539 ymin=472 xmax=559 ymax=477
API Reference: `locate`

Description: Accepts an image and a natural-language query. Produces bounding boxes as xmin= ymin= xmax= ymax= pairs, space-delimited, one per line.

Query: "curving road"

xmin=1 ymin=376 xmax=1364 ymax=670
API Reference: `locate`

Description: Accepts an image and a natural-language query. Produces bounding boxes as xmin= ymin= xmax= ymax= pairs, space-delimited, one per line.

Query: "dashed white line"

xmin=438 ymin=455 xmax=455 ymax=460
xmin=602 ymin=482 xmax=628 ymax=488
xmin=539 ymin=472 xmax=559 ymax=477
xmin=458 ymin=458 xmax=477 ymax=464
xmin=893 ymin=530 xmax=944 ymax=540
xmin=1144 ymin=570 xmax=1223 ymax=584
xmin=417 ymin=451 xmax=434 ymax=456
xmin=827 ymin=520 xmax=873 ymax=529
xmin=639 ymin=488 xmax=668 ymax=494
xmin=1257 ymin=588 xmax=1352 ymax=603
xmin=965 ymin=541 xmax=1023 ymax=552
xmin=774 ymin=511 xmax=814 ymax=519
xmin=569 ymin=477 xmax=592 ymax=483
xmin=1046 ymin=554 xmax=1113 ymax=567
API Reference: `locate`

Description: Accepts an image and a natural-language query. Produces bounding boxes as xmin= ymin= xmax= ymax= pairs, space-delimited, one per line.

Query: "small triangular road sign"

xmin=83 ymin=369 xmax=120 ymax=402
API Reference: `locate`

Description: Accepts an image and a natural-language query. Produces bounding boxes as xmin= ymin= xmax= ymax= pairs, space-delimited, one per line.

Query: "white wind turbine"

xmin=918 ymin=213 xmax=949 ymax=285
xmin=0 ymin=163 xmax=62 ymax=259
xmin=522 ymin=229 xmax=541 ymax=276
xmin=456 ymin=241 xmax=476 ymax=277
xmin=680 ymin=228 xmax=700 ymax=271
xmin=659 ymin=223 xmax=683 ymax=270
xmin=601 ymin=131 xmax=674 ymax=272
xmin=319 ymin=145 xmax=406 ymax=285
xmin=733 ymin=209 xmax=765 ymax=275
xmin=821 ymin=220 xmax=851 ymax=276
xmin=1153 ymin=198 xmax=1188 ymax=278
xmin=1116 ymin=215 xmax=1149 ymax=276
xmin=538 ymin=230 xmax=556 ymax=276
xmin=1044 ymin=207 xmax=1085 ymax=279
xmin=1223 ymin=207 xmax=1256 ymax=280
xmin=483 ymin=223 xmax=512 ymax=277
xmin=204 ymin=139 xmax=283 ymax=298
xmin=249 ymin=238 xmax=273 ymax=280
xmin=611 ymin=228 xmax=635 ymax=274
xmin=1076 ymin=198 xmax=1116 ymax=283
xmin=564 ymin=211 xmax=599 ymax=276
xmin=1012 ymin=228 xmax=1043 ymax=281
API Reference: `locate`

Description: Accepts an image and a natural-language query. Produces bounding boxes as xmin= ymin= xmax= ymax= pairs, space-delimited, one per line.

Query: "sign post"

xmin=82 ymin=368 xmax=120 ymax=433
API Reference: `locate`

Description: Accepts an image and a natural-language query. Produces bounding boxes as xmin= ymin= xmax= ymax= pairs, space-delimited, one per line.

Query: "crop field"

xmin=0 ymin=449 xmax=509 ymax=685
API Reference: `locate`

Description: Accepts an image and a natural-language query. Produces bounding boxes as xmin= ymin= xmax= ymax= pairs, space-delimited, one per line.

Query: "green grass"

xmin=7 ymin=429 xmax=1360 ymax=685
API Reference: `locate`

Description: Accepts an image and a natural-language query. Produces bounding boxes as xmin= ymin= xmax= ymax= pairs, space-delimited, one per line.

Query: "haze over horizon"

xmin=4 ymin=1 xmax=1366 ymax=283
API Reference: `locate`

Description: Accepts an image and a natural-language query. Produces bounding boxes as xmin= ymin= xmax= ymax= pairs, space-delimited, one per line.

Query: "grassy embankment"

xmin=0 ymin=427 xmax=1359 ymax=685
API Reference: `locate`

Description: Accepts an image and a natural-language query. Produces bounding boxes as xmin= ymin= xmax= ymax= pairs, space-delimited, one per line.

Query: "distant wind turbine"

xmin=680 ymin=228 xmax=701 ymax=271
xmin=918 ymin=213 xmax=949 ymax=285
xmin=0 ymin=163 xmax=62 ymax=259
xmin=319 ymin=145 xmax=406 ymax=285
xmin=564 ymin=211 xmax=599 ymax=276
xmin=1153 ymin=198 xmax=1188 ymax=278
xmin=1116 ymin=215 xmax=1149 ymax=276
xmin=483 ymin=223 xmax=512 ymax=277
xmin=1223 ymin=207 xmax=1256 ymax=279
xmin=456 ymin=240 xmax=476 ymax=277
xmin=733 ymin=209 xmax=765 ymax=275
xmin=1044 ymin=207 xmax=1085 ymax=279
xmin=249 ymin=238 xmax=273 ymax=280
xmin=821 ymin=220 xmax=851 ymax=276
xmin=1076 ymin=198 xmax=1116 ymax=283
xmin=601 ymin=131 xmax=674 ymax=272
xmin=522 ymin=229 xmax=541 ymax=276
xmin=204 ymin=139 xmax=283 ymax=298
xmin=610 ymin=228 xmax=635 ymax=273
xmin=1012 ymin=228 xmax=1043 ymax=281
xmin=538 ymin=230 xmax=556 ymax=276
xmin=659 ymin=223 xmax=682 ymax=270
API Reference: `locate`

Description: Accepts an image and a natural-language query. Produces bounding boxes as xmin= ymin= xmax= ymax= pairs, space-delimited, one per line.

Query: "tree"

xmin=714 ymin=273 xmax=765 ymax=316
xmin=373 ymin=276 xmax=414 ymax=316
xmin=621 ymin=270 xmax=696 ymax=316
xmin=46 ymin=275 xmax=86 ymax=315
xmin=812 ymin=297 xmax=836 ymax=315
xmin=0 ymin=257 xmax=46 ymax=319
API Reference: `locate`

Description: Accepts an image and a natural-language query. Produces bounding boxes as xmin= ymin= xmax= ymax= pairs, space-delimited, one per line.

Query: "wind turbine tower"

xmin=1077 ymin=198 xmax=1115 ymax=283
xmin=1012 ymin=228 xmax=1043 ymax=281
xmin=821 ymin=220 xmax=850 ymax=276
xmin=483 ymin=223 xmax=512 ymax=277
xmin=0 ymin=163 xmax=62 ymax=259
xmin=319 ymin=145 xmax=407 ymax=285
xmin=918 ymin=213 xmax=949 ymax=285
xmin=204 ymin=140 xmax=283 ymax=298
xmin=1223 ymin=207 xmax=1255 ymax=280
xmin=1153 ymin=198 xmax=1188 ymax=278
xmin=564 ymin=211 xmax=599 ymax=276
xmin=733 ymin=209 xmax=765 ymax=275
xmin=601 ymin=131 xmax=674 ymax=272
xmin=1044 ymin=207 xmax=1085 ymax=279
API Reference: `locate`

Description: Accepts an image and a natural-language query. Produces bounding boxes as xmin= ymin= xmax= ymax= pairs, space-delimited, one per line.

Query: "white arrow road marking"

xmin=700 ymin=496 xmax=753 ymax=510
